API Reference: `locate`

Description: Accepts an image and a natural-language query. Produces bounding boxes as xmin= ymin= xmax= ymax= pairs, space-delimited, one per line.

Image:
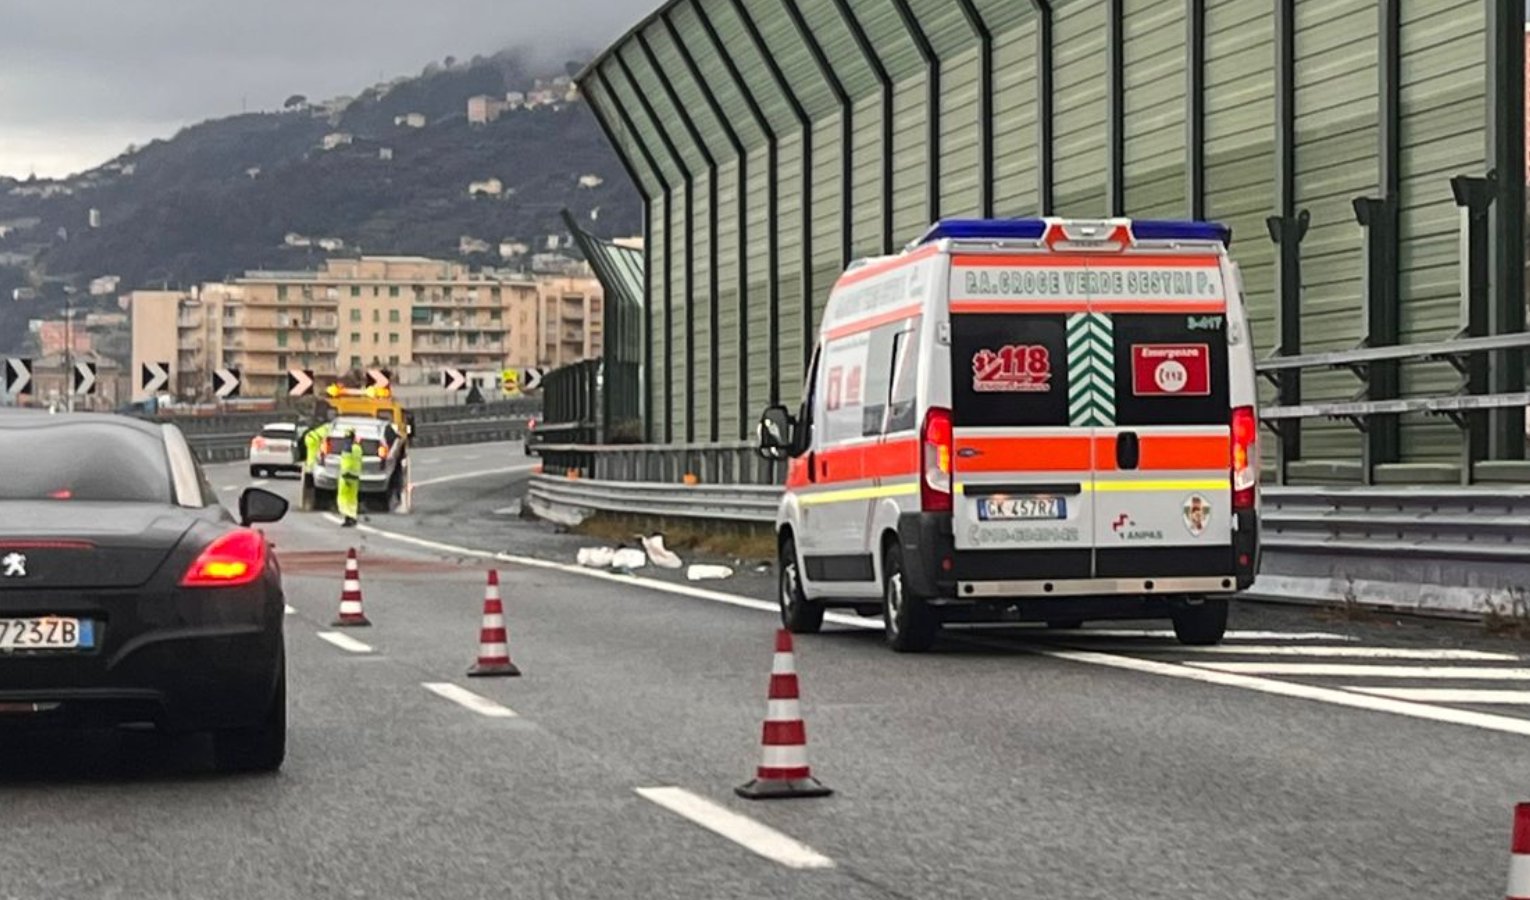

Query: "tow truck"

xmin=299 ymin=384 xmax=417 ymax=513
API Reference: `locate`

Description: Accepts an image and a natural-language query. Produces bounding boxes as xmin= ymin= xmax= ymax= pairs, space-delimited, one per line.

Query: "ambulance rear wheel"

xmin=882 ymin=545 xmax=939 ymax=653
xmin=777 ymin=535 xmax=824 ymax=634
xmin=1172 ymin=598 xmax=1228 ymax=646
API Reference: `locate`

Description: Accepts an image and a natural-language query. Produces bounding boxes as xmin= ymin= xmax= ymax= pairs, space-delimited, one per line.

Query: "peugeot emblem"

xmin=2 ymin=552 xmax=26 ymax=578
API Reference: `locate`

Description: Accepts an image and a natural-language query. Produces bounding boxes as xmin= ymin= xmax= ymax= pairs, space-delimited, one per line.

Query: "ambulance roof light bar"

xmin=912 ymin=217 xmax=1231 ymax=249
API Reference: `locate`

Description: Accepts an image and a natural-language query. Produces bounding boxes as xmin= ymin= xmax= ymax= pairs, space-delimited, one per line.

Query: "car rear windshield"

xmin=261 ymin=426 xmax=295 ymax=440
xmin=0 ymin=422 xmax=172 ymax=503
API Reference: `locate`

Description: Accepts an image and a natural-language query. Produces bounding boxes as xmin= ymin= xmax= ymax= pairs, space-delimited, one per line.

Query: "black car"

xmin=0 ymin=412 xmax=289 ymax=772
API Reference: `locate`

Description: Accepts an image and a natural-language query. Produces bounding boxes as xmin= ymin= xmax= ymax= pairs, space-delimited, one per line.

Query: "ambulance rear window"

xmin=1112 ymin=313 xmax=1230 ymax=426
xmin=950 ymin=313 xmax=1070 ymax=428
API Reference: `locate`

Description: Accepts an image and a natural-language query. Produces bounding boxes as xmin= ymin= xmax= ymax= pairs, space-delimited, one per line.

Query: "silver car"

xmin=248 ymin=422 xmax=301 ymax=477
xmin=311 ymin=417 xmax=406 ymax=512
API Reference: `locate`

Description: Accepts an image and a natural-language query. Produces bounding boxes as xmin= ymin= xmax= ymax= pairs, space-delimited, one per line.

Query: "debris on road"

xmin=641 ymin=533 xmax=683 ymax=569
xmin=577 ymin=547 xmax=615 ymax=568
xmin=611 ymin=547 xmax=646 ymax=572
xmin=686 ymin=564 xmax=733 ymax=581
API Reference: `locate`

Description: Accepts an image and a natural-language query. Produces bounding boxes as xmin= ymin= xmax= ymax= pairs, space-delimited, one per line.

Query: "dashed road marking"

xmin=1348 ymin=688 xmax=1530 ymax=704
xmin=635 ymin=787 xmax=835 ymax=870
xmin=423 ymin=682 xmax=517 ymax=718
xmin=284 ymin=604 xmax=296 ymax=615
xmin=317 ymin=631 xmax=373 ymax=654
xmin=1039 ymin=628 xmax=1356 ymax=642
xmin=1187 ymin=662 xmax=1530 ymax=680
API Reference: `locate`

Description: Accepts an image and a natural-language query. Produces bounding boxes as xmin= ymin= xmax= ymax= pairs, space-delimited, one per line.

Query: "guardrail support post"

xmin=1265 ymin=211 xmax=1310 ymax=485
xmin=1452 ymin=174 xmax=1495 ymax=478
xmin=1353 ymin=196 xmax=1400 ymax=485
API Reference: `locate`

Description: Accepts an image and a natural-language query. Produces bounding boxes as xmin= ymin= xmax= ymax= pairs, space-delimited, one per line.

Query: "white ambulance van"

xmin=756 ymin=218 xmax=1260 ymax=653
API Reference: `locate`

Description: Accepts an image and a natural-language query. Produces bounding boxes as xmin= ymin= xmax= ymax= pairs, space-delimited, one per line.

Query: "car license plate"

xmin=0 ymin=617 xmax=93 ymax=651
xmin=977 ymin=496 xmax=1066 ymax=521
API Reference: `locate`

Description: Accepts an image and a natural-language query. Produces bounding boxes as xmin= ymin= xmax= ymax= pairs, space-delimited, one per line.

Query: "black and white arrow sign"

xmin=73 ymin=361 xmax=97 ymax=396
xmin=286 ymin=368 xmax=314 ymax=397
xmin=140 ymin=361 xmax=170 ymax=394
xmin=520 ymin=367 xmax=546 ymax=392
xmin=2 ymin=357 xmax=31 ymax=396
xmin=213 ymin=367 xmax=241 ymax=399
xmin=441 ymin=367 xmax=467 ymax=391
xmin=365 ymin=368 xmax=392 ymax=389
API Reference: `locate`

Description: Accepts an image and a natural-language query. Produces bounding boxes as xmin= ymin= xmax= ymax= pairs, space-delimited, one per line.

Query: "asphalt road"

xmin=5 ymin=440 xmax=1529 ymax=899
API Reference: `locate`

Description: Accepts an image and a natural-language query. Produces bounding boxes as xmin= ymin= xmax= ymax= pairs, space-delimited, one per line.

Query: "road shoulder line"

xmin=423 ymin=682 xmax=517 ymax=718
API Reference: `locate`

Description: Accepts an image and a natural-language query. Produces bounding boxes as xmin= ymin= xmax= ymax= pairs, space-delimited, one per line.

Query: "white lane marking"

xmin=1016 ymin=645 xmax=1530 ymax=738
xmin=221 ymin=485 xmax=239 ymax=493
xmin=316 ymin=631 xmax=373 ymax=654
xmin=253 ymin=479 xmax=270 ymax=487
xmin=284 ymin=604 xmax=296 ymax=615
xmin=1348 ymin=688 xmax=1530 ymax=704
xmin=1186 ymin=662 xmax=1530 ymax=680
xmin=1069 ymin=644 xmax=1517 ymax=661
xmin=463 ymin=454 xmax=481 ymax=461
xmin=423 ymin=682 xmax=517 ymax=718
xmin=635 ymin=787 xmax=835 ymax=870
xmin=1037 ymin=629 xmax=1356 ymax=642
xmin=346 ymin=521 xmax=1530 ymax=737
xmin=409 ymin=465 xmax=536 ymax=489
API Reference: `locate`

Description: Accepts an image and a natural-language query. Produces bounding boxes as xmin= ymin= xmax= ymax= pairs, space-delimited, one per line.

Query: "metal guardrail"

xmin=526 ymin=474 xmax=778 ymax=524
xmin=185 ymin=416 xmax=528 ymax=463
xmin=537 ymin=440 xmax=784 ymax=485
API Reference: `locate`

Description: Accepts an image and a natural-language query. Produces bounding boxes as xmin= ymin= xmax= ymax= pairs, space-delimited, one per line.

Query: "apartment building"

xmin=130 ymin=257 xmax=604 ymax=399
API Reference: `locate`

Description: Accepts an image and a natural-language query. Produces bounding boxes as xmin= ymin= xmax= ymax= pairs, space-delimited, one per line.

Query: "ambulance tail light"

xmin=1231 ymin=406 xmax=1257 ymax=510
xmin=921 ymin=407 xmax=953 ymax=513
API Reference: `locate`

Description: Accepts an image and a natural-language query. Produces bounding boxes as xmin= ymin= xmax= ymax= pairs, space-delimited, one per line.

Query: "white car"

xmin=249 ymin=422 xmax=301 ymax=477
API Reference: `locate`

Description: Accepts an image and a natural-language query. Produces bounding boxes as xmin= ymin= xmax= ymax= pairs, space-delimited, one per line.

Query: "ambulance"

xmin=756 ymin=218 xmax=1260 ymax=653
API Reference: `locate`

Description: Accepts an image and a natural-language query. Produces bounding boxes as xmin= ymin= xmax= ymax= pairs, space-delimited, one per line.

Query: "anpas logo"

xmin=1111 ymin=514 xmax=1163 ymax=541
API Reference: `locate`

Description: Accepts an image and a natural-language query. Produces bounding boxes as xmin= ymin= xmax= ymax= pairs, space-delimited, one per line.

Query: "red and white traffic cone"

xmin=735 ymin=628 xmax=831 ymax=800
xmin=331 ymin=548 xmax=370 ymax=627
xmin=468 ymin=570 xmax=520 ymax=677
xmin=1509 ymin=803 xmax=1530 ymax=899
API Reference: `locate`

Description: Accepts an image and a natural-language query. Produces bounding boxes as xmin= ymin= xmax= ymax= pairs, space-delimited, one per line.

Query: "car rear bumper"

xmin=312 ymin=471 xmax=392 ymax=492
xmin=0 ymin=592 xmax=283 ymax=733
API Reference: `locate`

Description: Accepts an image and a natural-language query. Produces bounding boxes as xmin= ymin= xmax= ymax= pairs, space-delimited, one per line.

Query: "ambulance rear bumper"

xmin=897 ymin=508 xmax=1259 ymax=606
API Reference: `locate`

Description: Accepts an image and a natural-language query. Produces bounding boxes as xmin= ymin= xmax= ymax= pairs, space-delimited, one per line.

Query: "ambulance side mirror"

xmin=756 ymin=406 xmax=793 ymax=460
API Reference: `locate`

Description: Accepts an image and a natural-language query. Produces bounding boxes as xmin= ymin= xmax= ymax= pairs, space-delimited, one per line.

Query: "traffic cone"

xmin=468 ymin=570 xmax=520 ymax=677
xmin=735 ymin=629 xmax=831 ymax=800
xmin=331 ymin=548 xmax=370 ymax=627
xmin=1510 ymin=803 xmax=1530 ymax=899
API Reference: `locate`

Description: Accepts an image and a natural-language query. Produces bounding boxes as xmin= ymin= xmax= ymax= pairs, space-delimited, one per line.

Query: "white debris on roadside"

xmin=686 ymin=564 xmax=733 ymax=581
xmin=641 ymin=533 xmax=683 ymax=569
xmin=577 ymin=547 xmax=616 ymax=568
xmin=611 ymin=547 xmax=647 ymax=571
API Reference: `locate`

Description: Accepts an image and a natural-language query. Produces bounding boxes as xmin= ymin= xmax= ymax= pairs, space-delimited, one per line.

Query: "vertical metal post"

xmin=1266 ymin=0 xmax=1304 ymax=484
xmin=1029 ymin=0 xmax=1054 ymax=214
xmin=1353 ymin=197 xmax=1400 ymax=484
xmin=1105 ymin=0 xmax=1125 ymax=216
xmin=64 ymin=289 xmax=74 ymax=413
xmin=829 ymin=0 xmax=895 ymax=253
xmin=1453 ymin=174 xmax=1495 ymax=473
xmin=1185 ymin=0 xmax=1205 ymax=219
xmin=1487 ymin=0 xmax=1526 ymax=459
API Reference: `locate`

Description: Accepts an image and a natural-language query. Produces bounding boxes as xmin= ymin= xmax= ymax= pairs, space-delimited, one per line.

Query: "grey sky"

xmin=0 ymin=0 xmax=656 ymax=179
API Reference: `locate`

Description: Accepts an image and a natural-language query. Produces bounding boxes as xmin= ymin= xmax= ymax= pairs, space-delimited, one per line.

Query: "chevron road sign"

xmin=72 ymin=362 xmax=97 ymax=396
xmin=441 ymin=367 xmax=468 ymax=391
xmin=286 ymin=369 xmax=314 ymax=397
xmin=140 ymin=361 xmax=170 ymax=395
xmin=3 ymin=358 xmax=31 ymax=396
xmin=1066 ymin=312 xmax=1115 ymax=427
xmin=214 ymin=367 xmax=241 ymax=399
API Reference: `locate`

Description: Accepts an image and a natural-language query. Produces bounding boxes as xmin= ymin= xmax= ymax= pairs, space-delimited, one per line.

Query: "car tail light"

xmin=1231 ymin=405 xmax=1257 ymax=510
xmin=181 ymin=529 xmax=267 ymax=588
xmin=921 ymin=407 xmax=953 ymax=513
xmin=528 ymin=417 xmax=537 ymax=430
xmin=251 ymin=436 xmax=267 ymax=451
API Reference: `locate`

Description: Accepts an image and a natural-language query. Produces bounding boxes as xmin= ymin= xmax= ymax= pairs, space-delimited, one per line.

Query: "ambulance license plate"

xmin=977 ymin=497 xmax=1066 ymax=521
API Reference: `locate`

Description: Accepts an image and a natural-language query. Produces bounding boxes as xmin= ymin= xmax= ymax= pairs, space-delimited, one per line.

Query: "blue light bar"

xmin=1130 ymin=219 xmax=1232 ymax=246
xmin=914 ymin=219 xmax=1048 ymax=246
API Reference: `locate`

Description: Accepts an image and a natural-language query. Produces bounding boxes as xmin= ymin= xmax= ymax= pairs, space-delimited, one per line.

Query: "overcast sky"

xmin=0 ymin=0 xmax=656 ymax=179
